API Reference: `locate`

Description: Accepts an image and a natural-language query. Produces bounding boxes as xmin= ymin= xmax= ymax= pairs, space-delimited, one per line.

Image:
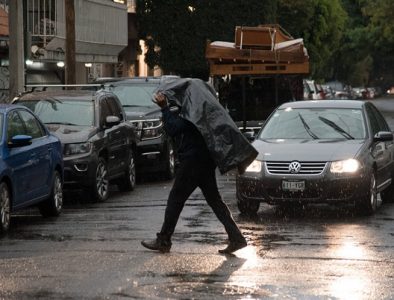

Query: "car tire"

xmin=91 ymin=157 xmax=109 ymax=202
xmin=355 ymin=172 xmax=377 ymax=216
xmin=117 ymin=150 xmax=136 ymax=192
xmin=0 ymin=182 xmax=11 ymax=234
xmin=39 ymin=170 xmax=63 ymax=217
xmin=237 ymin=199 xmax=260 ymax=215
xmin=380 ymin=174 xmax=394 ymax=203
xmin=277 ymin=202 xmax=305 ymax=214
xmin=163 ymin=142 xmax=175 ymax=180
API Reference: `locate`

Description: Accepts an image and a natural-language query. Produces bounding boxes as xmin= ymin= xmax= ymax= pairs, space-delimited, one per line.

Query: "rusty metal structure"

xmin=206 ymin=24 xmax=309 ymax=76
xmin=205 ymin=25 xmax=310 ymax=130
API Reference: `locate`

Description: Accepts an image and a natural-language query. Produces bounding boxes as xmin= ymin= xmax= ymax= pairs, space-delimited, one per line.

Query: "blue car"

xmin=0 ymin=104 xmax=64 ymax=234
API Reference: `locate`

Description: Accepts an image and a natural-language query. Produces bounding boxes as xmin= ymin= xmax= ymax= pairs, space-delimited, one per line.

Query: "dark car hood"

xmin=45 ymin=124 xmax=96 ymax=144
xmin=124 ymin=106 xmax=161 ymax=120
xmin=253 ymin=139 xmax=365 ymax=161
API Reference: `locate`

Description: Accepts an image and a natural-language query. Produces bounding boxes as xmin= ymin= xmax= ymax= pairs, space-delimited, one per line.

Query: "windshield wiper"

xmin=122 ymin=104 xmax=144 ymax=107
xmin=45 ymin=122 xmax=78 ymax=126
xmin=318 ymin=116 xmax=354 ymax=139
xmin=298 ymin=113 xmax=319 ymax=139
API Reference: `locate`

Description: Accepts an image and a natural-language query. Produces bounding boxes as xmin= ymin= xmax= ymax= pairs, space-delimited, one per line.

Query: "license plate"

xmin=282 ymin=180 xmax=305 ymax=191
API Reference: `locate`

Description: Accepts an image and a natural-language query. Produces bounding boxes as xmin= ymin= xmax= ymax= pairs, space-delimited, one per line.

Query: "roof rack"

xmin=24 ymin=84 xmax=103 ymax=92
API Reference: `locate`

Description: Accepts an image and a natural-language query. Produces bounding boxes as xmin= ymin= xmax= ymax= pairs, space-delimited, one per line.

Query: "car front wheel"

xmin=91 ymin=157 xmax=109 ymax=202
xmin=163 ymin=142 xmax=175 ymax=180
xmin=237 ymin=199 xmax=260 ymax=215
xmin=117 ymin=150 xmax=136 ymax=192
xmin=355 ymin=172 xmax=377 ymax=215
xmin=380 ymin=173 xmax=394 ymax=203
xmin=39 ymin=170 xmax=63 ymax=217
xmin=0 ymin=182 xmax=11 ymax=234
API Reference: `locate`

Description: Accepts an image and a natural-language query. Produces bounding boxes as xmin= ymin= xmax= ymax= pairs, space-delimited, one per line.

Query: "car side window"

xmin=106 ymin=97 xmax=124 ymax=121
xmin=370 ymin=105 xmax=390 ymax=132
xmin=7 ymin=111 xmax=26 ymax=142
xmin=18 ymin=109 xmax=46 ymax=139
xmin=99 ymin=98 xmax=112 ymax=127
xmin=365 ymin=105 xmax=380 ymax=135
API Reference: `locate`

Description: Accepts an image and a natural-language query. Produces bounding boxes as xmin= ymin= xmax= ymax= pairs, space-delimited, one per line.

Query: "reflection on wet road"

xmin=0 ymin=98 xmax=394 ymax=299
xmin=110 ymin=172 xmax=394 ymax=299
xmin=1 ymin=169 xmax=393 ymax=300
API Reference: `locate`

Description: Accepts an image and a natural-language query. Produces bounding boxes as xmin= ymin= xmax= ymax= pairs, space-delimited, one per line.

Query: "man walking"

xmin=141 ymin=92 xmax=247 ymax=254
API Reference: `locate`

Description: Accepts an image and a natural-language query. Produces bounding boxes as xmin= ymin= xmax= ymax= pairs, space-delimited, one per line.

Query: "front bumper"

xmin=135 ymin=136 xmax=170 ymax=174
xmin=63 ymin=152 xmax=98 ymax=189
xmin=236 ymin=170 xmax=370 ymax=205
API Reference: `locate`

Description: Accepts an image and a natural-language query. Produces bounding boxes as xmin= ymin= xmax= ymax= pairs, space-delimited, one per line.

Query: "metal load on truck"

xmin=205 ymin=24 xmax=309 ymax=76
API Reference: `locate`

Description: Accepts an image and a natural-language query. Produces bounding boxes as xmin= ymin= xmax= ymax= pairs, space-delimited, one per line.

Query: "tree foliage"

xmin=276 ymin=0 xmax=346 ymax=81
xmin=362 ymin=0 xmax=394 ymax=88
xmin=136 ymin=0 xmax=394 ymax=88
xmin=136 ymin=0 xmax=276 ymax=79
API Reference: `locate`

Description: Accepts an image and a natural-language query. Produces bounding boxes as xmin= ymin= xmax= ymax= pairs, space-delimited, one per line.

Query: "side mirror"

xmin=242 ymin=131 xmax=255 ymax=142
xmin=8 ymin=135 xmax=32 ymax=148
xmin=105 ymin=115 xmax=120 ymax=127
xmin=374 ymin=131 xmax=393 ymax=142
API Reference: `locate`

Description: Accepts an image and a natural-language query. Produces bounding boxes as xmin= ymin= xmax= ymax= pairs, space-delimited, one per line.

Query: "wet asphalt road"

xmin=1 ymin=98 xmax=394 ymax=299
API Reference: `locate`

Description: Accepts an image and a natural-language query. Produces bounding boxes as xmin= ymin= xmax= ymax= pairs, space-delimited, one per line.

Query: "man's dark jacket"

xmin=161 ymin=106 xmax=212 ymax=163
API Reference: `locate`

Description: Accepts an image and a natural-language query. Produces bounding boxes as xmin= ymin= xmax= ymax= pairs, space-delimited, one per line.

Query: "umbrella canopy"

xmin=155 ymin=77 xmax=258 ymax=174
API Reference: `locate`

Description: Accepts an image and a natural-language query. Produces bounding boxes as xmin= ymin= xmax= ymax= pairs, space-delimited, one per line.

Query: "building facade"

xmin=25 ymin=0 xmax=129 ymax=85
xmin=2 ymin=0 xmax=150 ymax=101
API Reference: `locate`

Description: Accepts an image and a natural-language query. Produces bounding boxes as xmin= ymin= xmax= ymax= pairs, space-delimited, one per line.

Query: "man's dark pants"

xmin=159 ymin=159 xmax=244 ymax=243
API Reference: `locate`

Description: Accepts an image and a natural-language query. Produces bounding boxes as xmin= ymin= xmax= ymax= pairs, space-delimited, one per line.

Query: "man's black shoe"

xmin=141 ymin=238 xmax=171 ymax=253
xmin=218 ymin=239 xmax=247 ymax=254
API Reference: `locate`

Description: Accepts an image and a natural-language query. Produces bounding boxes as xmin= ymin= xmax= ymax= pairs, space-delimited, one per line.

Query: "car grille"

xmin=266 ymin=161 xmax=327 ymax=175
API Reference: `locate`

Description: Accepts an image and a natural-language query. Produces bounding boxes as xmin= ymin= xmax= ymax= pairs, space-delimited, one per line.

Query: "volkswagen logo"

xmin=289 ymin=161 xmax=301 ymax=174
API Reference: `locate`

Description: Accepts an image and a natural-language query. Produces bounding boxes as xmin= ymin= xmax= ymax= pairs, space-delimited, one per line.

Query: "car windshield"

xmin=17 ymin=99 xmax=94 ymax=126
xmin=259 ymin=107 xmax=366 ymax=140
xmin=110 ymin=84 xmax=157 ymax=107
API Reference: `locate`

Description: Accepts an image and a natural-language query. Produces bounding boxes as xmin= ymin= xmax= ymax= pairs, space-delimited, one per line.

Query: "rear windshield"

xmin=110 ymin=84 xmax=157 ymax=108
xmin=16 ymin=99 xmax=94 ymax=126
xmin=259 ymin=107 xmax=366 ymax=140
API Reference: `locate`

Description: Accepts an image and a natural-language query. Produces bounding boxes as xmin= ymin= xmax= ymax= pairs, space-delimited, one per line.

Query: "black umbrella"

xmin=155 ymin=77 xmax=258 ymax=174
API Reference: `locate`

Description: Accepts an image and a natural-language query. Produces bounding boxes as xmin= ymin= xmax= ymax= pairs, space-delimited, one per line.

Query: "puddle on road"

xmin=5 ymin=232 xmax=72 ymax=242
xmin=116 ymin=277 xmax=271 ymax=299
xmin=1 ymin=289 xmax=71 ymax=300
xmin=379 ymin=217 xmax=394 ymax=221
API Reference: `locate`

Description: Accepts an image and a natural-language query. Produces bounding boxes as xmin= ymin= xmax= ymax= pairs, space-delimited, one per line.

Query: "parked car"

xmin=303 ymin=79 xmax=323 ymax=100
xmin=102 ymin=76 xmax=179 ymax=179
xmin=352 ymin=87 xmax=365 ymax=99
xmin=13 ymin=90 xmax=137 ymax=202
xmin=0 ymin=104 xmax=63 ymax=234
xmin=236 ymin=100 xmax=394 ymax=216
xmin=321 ymin=84 xmax=335 ymax=99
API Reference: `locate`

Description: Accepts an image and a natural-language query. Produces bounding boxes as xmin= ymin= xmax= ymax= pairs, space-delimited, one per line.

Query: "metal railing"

xmin=24 ymin=84 xmax=103 ymax=92
xmin=0 ymin=0 xmax=8 ymax=12
xmin=27 ymin=0 xmax=57 ymax=47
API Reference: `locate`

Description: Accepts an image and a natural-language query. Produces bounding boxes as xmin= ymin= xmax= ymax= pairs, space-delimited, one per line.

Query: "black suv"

xmin=13 ymin=89 xmax=138 ymax=202
xmin=100 ymin=77 xmax=178 ymax=179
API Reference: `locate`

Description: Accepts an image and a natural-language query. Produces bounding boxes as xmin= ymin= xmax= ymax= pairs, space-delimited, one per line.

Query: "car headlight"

xmin=330 ymin=159 xmax=360 ymax=173
xmin=245 ymin=160 xmax=262 ymax=173
xmin=130 ymin=119 xmax=163 ymax=140
xmin=64 ymin=142 xmax=92 ymax=156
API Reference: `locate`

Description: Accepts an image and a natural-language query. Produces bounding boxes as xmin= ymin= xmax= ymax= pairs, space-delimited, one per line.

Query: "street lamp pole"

xmin=65 ymin=0 xmax=76 ymax=85
xmin=8 ymin=0 xmax=25 ymax=101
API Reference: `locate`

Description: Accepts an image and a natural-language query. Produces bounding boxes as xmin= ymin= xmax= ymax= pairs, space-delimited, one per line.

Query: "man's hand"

xmin=153 ymin=92 xmax=168 ymax=108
